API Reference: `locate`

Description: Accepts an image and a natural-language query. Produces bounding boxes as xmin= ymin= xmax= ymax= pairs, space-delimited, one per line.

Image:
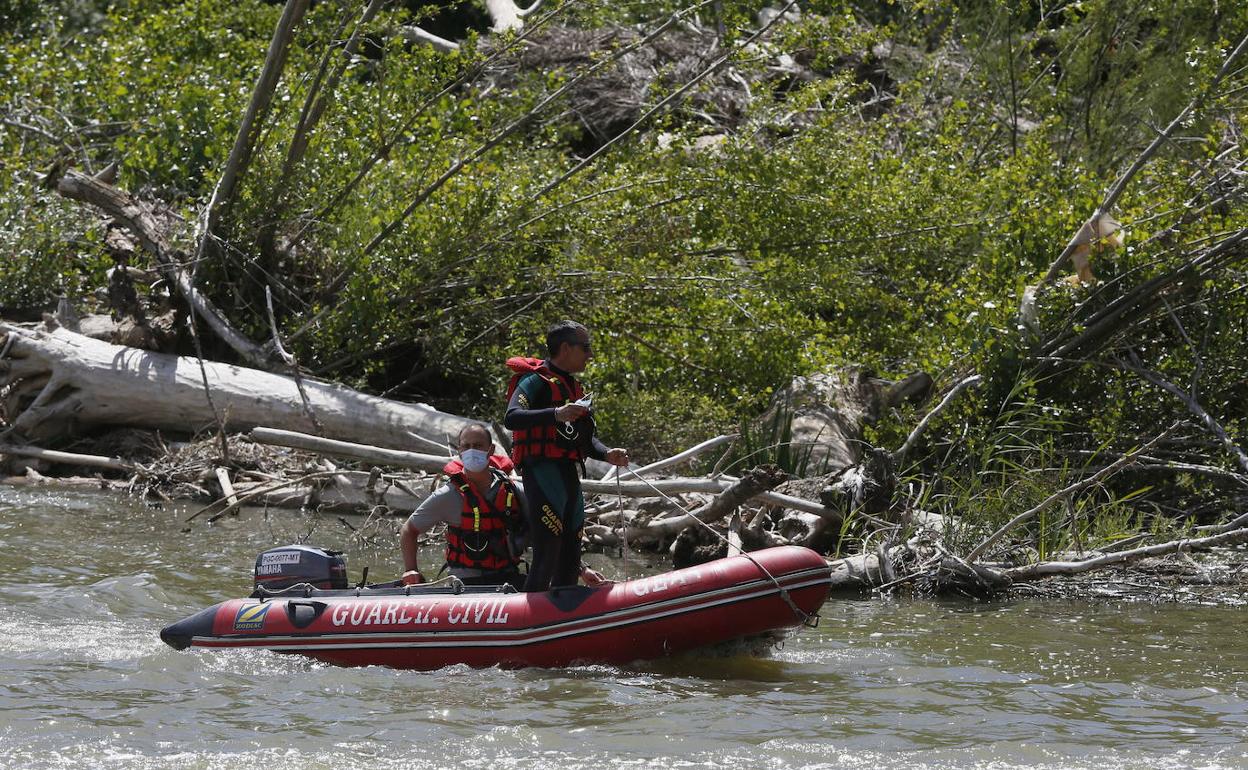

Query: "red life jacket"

xmin=505 ymin=356 xmax=585 ymax=465
xmin=441 ymin=461 xmax=522 ymax=572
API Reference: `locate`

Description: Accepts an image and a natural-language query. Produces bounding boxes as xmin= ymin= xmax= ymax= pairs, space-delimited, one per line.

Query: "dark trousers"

xmin=520 ymin=460 xmax=584 ymax=592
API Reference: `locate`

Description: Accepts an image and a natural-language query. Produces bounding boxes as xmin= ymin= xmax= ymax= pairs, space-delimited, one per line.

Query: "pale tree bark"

xmin=1005 ymin=527 xmax=1248 ymax=581
xmin=201 ymin=0 xmax=310 ymax=249
xmin=647 ymin=465 xmax=789 ymax=540
xmin=769 ymin=368 xmax=931 ymax=472
xmin=399 ymin=25 xmax=460 ymax=53
xmin=0 ymin=325 xmax=477 ymax=451
xmin=252 ymin=426 xmax=850 ymax=520
xmin=0 ymin=444 xmax=136 ymax=473
xmin=601 ymin=433 xmax=736 ymax=479
xmin=484 ymin=0 xmax=542 ymax=32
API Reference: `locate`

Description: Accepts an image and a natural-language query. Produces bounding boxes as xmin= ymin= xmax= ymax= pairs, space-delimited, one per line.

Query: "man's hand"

xmin=555 ymin=403 xmax=589 ymax=422
xmin=605 ymin=447 xmax=630 ymax=467
xmin=580 ymin=565 xmax=610 ymax=587
xmin=401 ymin=569 xmax=425 ymax=586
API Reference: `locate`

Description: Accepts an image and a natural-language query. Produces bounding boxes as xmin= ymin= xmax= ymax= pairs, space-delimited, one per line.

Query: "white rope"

xmin=616 ymin=471 xmax=627 ymax=563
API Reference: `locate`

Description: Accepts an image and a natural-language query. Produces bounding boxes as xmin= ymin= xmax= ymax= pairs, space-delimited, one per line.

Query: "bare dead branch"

xmin=398 ymin=24 xmax=460 ymax=53
xmin=54 ymin=170 xmax=270 ymax=367
xmin=200 ymin=0 xmax=310 ymax=250
xmin=281 ymin=0 xmax=386 ymax=185
xmin=0 ymin=443 xmax=138 ymax=473
xmin=604 ymin=433 xmax=738 ymax=479
xmin=531 ymin=0 xmax=802 ymax=201
xmin=893 ymin=375 xmax=982 ymax=463
xmin=362 ymin=1 xmax=715 ymax=255
xmin=485 ymin=0 xmax=543 ymax=32
xmin=1115 ymin=356 xmax=1248 ymax=474
xmin=1006 ymin=526 xmax=1248 ymax=580
xmin=265 ymin=286 xmax=323 ymax=434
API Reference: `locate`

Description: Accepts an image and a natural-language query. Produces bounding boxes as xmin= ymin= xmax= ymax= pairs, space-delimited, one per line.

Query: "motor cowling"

xmin=253 ymin=545 xmax=347 ymax=592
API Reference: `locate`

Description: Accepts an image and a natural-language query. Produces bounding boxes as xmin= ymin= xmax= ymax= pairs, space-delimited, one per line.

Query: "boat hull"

xmin=161 ymin=546 xmax=831 ymax=670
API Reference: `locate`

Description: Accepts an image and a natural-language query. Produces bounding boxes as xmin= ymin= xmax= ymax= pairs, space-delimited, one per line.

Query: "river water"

xmin=1 ymin=484 xmax=1245 ymax=769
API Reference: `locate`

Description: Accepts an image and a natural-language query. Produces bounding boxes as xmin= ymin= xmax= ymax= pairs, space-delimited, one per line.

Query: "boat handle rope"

xmin=401 ymin=574 xmax=466 ymax=595
xmin=619 ymin=467 xmax=818 ymax=628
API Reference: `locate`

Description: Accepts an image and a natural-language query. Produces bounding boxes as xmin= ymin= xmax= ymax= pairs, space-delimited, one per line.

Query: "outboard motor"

xmin=253 ymin=545 xmax=347 ymax=593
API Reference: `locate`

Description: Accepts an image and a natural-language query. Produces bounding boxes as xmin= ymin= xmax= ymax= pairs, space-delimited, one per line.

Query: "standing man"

xmin=399 ymin=423 xmax=526 ymax=590
xmin=504 ymin=320 xmax=629 ymax=592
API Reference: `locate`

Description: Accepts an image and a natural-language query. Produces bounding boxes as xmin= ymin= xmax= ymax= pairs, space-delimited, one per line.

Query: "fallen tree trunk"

xmin=0 ymin=324 xmax=477 ymax=451
xmin=212 ymin=471 xmax=428 ymax=518
xmin=827 ymin=552 xmax=888 ymax=590
xmin=768 ymin=367 xmax=931 ymax=471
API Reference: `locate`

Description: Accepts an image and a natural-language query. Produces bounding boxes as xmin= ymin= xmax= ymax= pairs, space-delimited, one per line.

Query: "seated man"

xmin=400 ymin=423 xmax=527 ymax=590
xmin=399 ymin=423 xmax=607 ymax=591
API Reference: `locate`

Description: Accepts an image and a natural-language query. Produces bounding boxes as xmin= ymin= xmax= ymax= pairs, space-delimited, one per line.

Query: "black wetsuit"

xmin=504 ymin=361 xmax=609 ymax=592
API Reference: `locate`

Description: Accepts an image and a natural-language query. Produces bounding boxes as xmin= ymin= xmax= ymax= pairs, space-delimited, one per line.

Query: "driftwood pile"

xmin=4 ymin=322 xmax=1246 ymax=600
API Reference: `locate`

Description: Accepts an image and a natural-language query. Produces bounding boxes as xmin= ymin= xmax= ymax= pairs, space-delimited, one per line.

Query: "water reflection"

xmin=1 ymin=485 xmax=1245 ymax=770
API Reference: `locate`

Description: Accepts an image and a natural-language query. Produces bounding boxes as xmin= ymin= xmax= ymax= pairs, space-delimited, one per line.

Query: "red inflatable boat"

xmin=160 ymin=546 xmax=832 ymax=670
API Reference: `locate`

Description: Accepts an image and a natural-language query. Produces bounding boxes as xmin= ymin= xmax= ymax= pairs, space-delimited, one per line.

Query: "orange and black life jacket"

xmin=442 ymin=462 xmax=523 ymax=572
xmin=505 ymin=356 xmax=587 ymax=465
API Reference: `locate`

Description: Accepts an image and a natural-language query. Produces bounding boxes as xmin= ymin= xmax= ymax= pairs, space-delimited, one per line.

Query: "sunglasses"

xmin=572 ymin=341 xmax=592 ymax=352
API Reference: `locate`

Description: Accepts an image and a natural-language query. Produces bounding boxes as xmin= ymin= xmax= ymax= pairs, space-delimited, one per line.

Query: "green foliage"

xmin=0 ymin=178 xmax=108 ymax=311
xmin=592 ymin=389 xmax=735 ymax=465
xmin=2 ymin=0 xmax=1246 ymax=538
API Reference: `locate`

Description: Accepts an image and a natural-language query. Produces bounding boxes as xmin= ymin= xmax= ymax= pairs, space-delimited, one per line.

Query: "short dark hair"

xmin=546 ymin=320 xmax=588 ymax=357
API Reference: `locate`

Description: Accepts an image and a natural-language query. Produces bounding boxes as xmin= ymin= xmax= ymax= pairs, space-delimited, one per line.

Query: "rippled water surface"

xmin=1 ymin=485 xmax=1245 ymax=769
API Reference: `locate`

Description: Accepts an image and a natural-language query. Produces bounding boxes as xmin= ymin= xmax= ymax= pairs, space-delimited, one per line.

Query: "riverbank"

xmin=4 ymin=438 xmax=1246 ymax=607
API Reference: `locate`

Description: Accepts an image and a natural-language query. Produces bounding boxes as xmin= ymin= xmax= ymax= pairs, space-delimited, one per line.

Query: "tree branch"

xmin=281 ymin=0 xmax=386 ymax=187
xmin=1115 ymin=355 xmax=1248 ymax=474
xmin=201 ymin=0 xmax=310 ymax=249
xmin=1042 ymin=32 xmax=1248 ymax=283
xmin=893 ymin=375 xmax=982 ymax=463
xmin=1006 ymin=526 xmax=1248 ymax=580
xmin=362 ymin=1 xmax=715 ymax=255
xmin=55 ymin=170 xmax=271 ymax=368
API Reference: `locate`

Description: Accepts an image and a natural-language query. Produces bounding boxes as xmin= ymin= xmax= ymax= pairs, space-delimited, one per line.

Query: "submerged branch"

xmin=1006 ymin=526 xmax=1248 ymax=580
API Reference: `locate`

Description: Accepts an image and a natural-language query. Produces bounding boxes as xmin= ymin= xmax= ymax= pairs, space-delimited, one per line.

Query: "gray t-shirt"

xmin=407 ymin=475 xmax=528 ymax=578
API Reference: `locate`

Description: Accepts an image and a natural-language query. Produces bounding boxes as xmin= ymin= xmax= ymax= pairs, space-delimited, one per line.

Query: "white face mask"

xmin=460 ymin=448 xmax=490 ymax=473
